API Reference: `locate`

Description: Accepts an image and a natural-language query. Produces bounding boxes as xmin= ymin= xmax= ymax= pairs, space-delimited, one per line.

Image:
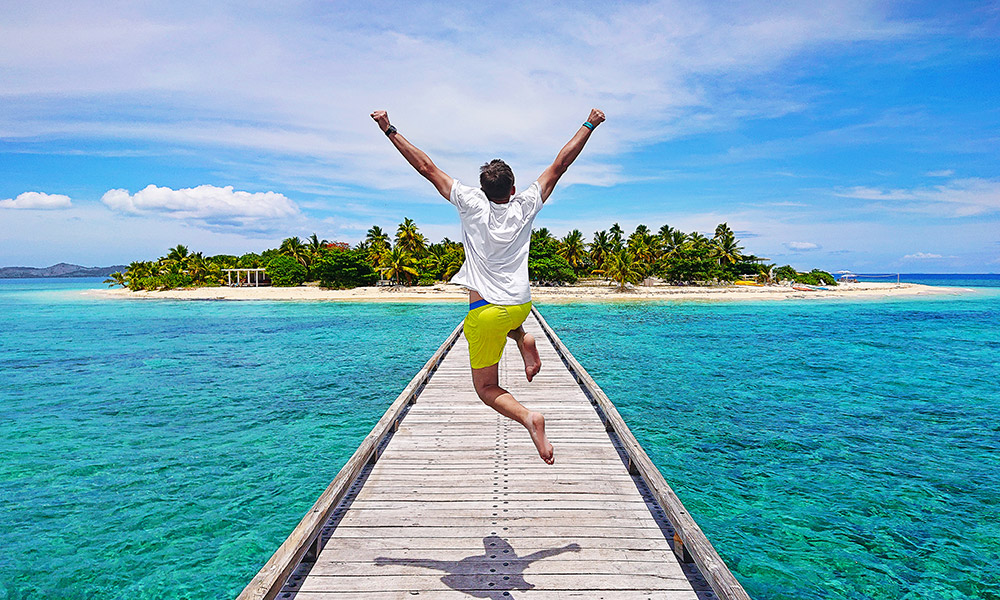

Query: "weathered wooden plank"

xmin=367 ymin=465 xmax=632 ymax=474
xmin=343 ymin=481 xmax=642 ymax=494
xmin=336 ymin=515 xmax=659 ymax=528
xmin=345 ymin=473 xmax=639 ymax=483
xmin=295 ymin=574 xmax=695 ymax=593
xmin=350 ymin=491 xmax=653 ymax=501
xmin=288 ymin=591 xmax=699 ymax=599
xmin=367 ymin=447 xmax=624 ymax=457
xmin=332 ymin=507 xmax=662 ymax=521
xmin=325 ymin=525 xmax=667 ymax=539
xmin=309 ymin=536 xmax=674 ymax=552
xmin=310 ymin=547 xmax=683 ymax=563
xmin=345 ymin=500 xmax=651 ymax=510
xmin=305 ymin=558 xmax=685 ymax=575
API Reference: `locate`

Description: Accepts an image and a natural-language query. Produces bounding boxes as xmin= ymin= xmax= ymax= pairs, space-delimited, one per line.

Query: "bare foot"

xmin=526 ymin=412 xmax=554 ymax=465
xmin=518 ymin=333 xmax=541 ymax=382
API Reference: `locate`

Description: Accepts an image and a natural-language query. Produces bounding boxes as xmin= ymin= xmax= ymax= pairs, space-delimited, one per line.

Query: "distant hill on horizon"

xmin=0 ymin=263 xmax=128 ymax=279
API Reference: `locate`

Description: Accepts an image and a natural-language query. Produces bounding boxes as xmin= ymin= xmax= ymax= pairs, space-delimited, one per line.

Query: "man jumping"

xmin=371 ymin=108 xmax=605 ymax=464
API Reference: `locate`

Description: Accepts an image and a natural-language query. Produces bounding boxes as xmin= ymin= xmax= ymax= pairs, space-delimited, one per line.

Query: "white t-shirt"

xmin=448 ymin=179 xmax=544 ymax=305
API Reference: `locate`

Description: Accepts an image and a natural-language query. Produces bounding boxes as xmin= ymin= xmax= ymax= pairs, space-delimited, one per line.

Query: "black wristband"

xmin=385 ymin=125 xmax=397 ymax=137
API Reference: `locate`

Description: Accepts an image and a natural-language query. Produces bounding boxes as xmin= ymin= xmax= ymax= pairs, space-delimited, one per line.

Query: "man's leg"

xmin=472 ymin=363 xmax=553 ymax=464
xmin=507 ymin=326 xmax=541 ymax=382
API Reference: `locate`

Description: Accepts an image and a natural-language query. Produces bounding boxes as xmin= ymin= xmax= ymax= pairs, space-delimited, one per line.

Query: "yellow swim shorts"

xmin=463 ymin=301 xmax=533 ymax=369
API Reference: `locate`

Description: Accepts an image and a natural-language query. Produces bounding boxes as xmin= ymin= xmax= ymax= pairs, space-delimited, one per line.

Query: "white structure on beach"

xmin=222 ymin=268 xmax=269 ymax=287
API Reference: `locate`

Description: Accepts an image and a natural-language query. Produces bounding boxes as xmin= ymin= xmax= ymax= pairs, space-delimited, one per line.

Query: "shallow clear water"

xmin=0 ymin=279 xmax=463 ymax=599
xmin=859 ymin=273 xmax=1000 ymax=288
xmin=1 ymin=279 xmax=998 ymax=599
xmin=542 ymin=290 xmax=1000 ymax=600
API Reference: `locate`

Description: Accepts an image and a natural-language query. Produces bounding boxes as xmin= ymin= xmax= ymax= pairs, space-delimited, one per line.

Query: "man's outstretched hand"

xmin=371 ymin=110 xmax=390 ymax=133
xmin=370 ymin=109 xmax=454 ymax=199
xmin=587 ymin=108 xmax=606 ymax=127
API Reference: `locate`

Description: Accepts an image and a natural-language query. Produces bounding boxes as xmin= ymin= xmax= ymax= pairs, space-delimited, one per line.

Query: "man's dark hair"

xmin=480 ymin=159 xmax=515 ymax=202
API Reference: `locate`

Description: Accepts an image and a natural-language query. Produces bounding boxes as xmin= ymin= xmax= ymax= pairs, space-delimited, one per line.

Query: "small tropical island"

xmin=98 ymin=219 xmax=947 ymax=302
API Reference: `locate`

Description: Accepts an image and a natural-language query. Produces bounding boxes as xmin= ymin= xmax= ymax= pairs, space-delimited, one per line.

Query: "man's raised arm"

xmin=371 ymin=110 xmax=453 ymax=200
xmin=537 ymin=108 xmax=605 ymax=202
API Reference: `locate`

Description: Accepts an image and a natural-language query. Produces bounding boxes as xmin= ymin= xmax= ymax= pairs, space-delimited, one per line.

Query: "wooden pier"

xmin=239 ymin=308 xmax=750 ymax=600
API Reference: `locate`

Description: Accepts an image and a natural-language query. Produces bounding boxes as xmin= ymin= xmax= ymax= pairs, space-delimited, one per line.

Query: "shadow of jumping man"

xmin=375 ymin=535 xmax=581 ymax=599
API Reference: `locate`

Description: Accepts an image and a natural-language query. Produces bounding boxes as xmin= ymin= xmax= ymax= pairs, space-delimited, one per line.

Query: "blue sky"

xmin=2 ymin=0 xmax=998 ymax=272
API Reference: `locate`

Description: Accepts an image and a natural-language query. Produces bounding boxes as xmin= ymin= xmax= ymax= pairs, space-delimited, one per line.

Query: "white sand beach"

xmin=89 ymin=280 xmax=970 ymax=303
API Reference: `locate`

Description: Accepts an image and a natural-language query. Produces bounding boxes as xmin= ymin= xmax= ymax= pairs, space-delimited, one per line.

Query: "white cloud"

xmin=902 ymin=252 xmax=943 ymax=259
xmin=926 ymin=169 xmax=954 ymax=177
xmin=833 ymin=186 xmax=913 ymax=201
xmin=754 ymin=201 xmax=810 ymax=208
xmin=0 ymin=204 xmax=285 ymax=266
xmin=834 ymin=177 xmax=1000 ymax=216
xmin=101 ymin=184 xmax=299 ymax=229
xmin=0 ymin=191 xmax=72 ymax=210
xmin=0 ymin=2 xmax=913 ymax=193
xmin=784 ymin=241 xmax=821 ymax=251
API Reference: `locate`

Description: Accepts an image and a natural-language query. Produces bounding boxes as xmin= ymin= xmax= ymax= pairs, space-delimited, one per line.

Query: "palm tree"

xmin=279 ymin=237 xmax=309 ymax=267
xmin=365 ymin=225 xmax=390 ymax=248
xmin=713 ymin=231 xmax=744 ymax=267
xmin=426 ymin=243 xmax=447 ymax=261
xmin=379 ymin=247 xmax=419 ymax=285
xmin=558 ymin=230 xmax=586 ymax=273
xmin=185 ymin=251 xmax=205 ymax=277
xmin=531 ymin=227 xmax=554 ymax=246
xmin=628 ymin=236 xmax=657 ymax=277
xmin=422 ymin=244 xmax=448 ymax=279
xmin=442 ymin=244 xmax=465 ymax=280
xmin=159 ymin=245 xmax=191 ymax=276
xmin=589 ymin=230 xmax=612 ymax=276
xmin=436 ymin=238 xmax=463 ymax=268
xmin=158 ymin=258 xmax=185 ymax=276
xmin=609 ymin=223 xmax=624 ymax=251
xmin=165 ymin=244 xmax=190 ymax=263
xmin=714 ymin=222 xmax=734 ymax=240
xmin=121 ymin=260 xmax=157 ymax=290
xmin=627 ymin=224 xmax=653 ymax=251
xmin=396 ymin=218 xmax=427 ymax=257
xmin=362 ymin=226 xmax=390 ymax=267
xmin=104 ymin=272 xmax=126 ymax=288
xmin=666 ymin=229 xmax=687 ymax=254
xmin=367 ymin=243 xmax=390 ymax=269
xmin=710 ymin=222 xmax=743 ymax=267
xmin=686 ymin=231 xmax=709 ymax=249
xmin=307 ymin=233 xmax=328 ymax=255
xmin=603 ymin=249 xmax=644 ymax=291
xmin=757 ymin=263 xmax=776 ymax=284
xmin=127 ymin=260 xmax=156 ymax=280
xmin=179 ymin=252 xmax=220 ymax=285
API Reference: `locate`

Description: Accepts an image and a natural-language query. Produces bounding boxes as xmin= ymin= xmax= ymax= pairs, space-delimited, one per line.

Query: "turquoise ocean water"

xmin=1 ymin=277 xmax=998 ymax=599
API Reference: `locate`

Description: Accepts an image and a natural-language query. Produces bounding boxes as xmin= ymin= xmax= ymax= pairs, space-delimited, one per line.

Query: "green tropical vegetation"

xmin=774 ymin=266 xmax=838 ymax=286
xmin=529 ymin=229 xmax=577 ymax=284
xmin=312 ymin=248 xmax=377 ymax=289
xmin=105 ymin=219 xmax=835 ymax=291
xmin=266 ymin=255 xmax=307 ymax=287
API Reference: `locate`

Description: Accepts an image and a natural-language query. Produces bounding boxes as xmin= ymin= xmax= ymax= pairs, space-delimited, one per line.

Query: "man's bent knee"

xmin=475 ymin=382 xmax=506 ymax=404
